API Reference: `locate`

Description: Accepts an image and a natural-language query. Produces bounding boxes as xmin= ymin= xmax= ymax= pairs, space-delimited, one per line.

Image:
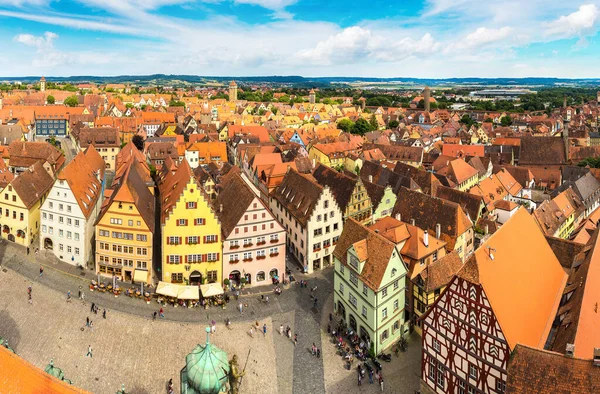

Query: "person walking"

xmin=28 ymin=293 xmax=32 ymax=305
xmin=279 ymin=324 xmax=283 ymax=336
xmin=238 ymin=302 xmax=243 ymax=313
xmin=262 ymin=323 xmax=267 ymax=337
xmin=27 ymin=247 xmax=30 ymax=255
xmin=66 ymin=290 xmax=71 ymax=302
xmin=159 ymin=307 xmax=164 ymax=318
xmin=369 ymin=369 xmax=374 ymax=384
xmin=211 ymin=320 xmax=216 ymax=334
xmin=102 ymin=309 xmax=106 ymax=319
xmin=90 ymin=302 xmax=95 ymax=313
xmin=89 ymin=321 xmax=94 ymax=332
xmin=94 ymin=305 xmax=98 ymax=315
xmin=86 ymin=317 xmax=90 ymax=327
xmin=81 ymin=292 xmax=85 ymax=304
xmin=78 ymin=289 xmax=82 ymax=299
xmin=248 ymin=327 xmax=254 ymax=338
xmin=39 ymin=266 xmax=44 ymax=277
xmin=313 ymin=297 xmax=318 ymax=308
xmin=293 ymin=333 xmax=298 ymax=346
xmin=27 ymin=285 xmax=32 ymax=296
xmin=311 ymin=343 xmax=316 ymax=356
xmin=316 ymin=348 xmax=321 ymax=358
xmin=379 ymin=374 xmax=384 ymax=392
xmin=153 ymin=311 xmax=157 ymax=320
xmin=86 ymin=345 xmax=93 ymax=358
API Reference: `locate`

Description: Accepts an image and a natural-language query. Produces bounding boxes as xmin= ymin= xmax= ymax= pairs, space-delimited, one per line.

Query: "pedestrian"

xmin=279 ymin=324 xmax=283 ymax=336
xmin=293 ymin=333 xmax=298 ymax=346
xmin=86 ymin=345 xmax=93 ymax=358
xmin=89 ymin=321 xmax=94 ymax=332
xmin=27 ymin=285 xmax=32 ymax=295
xmin=66 ymin=290 xmax=71 ymax=302
xmin=28 ymin=294 xmax=32 ymax=305
xmin=81 ymin=292 xmax=85 ymax=303
xmin=159 ymin=307 xmax=164 ymax=318
xmin=39 ymin=266 xmax=43 ymax=277
xmin=211 ymin=320 xmax=216 ymax=334
xmin=102 ymin=309 xmax=106 ymax=319
xmin=90 ymin=302 xmax=95 ymax=313
xmin=262 ymin=323 xmax=267 ymax=336
xmin=248 ymin=327 xmax=253 ymax=337
xmin=379 ymin=375 xmax=384 ymax=392
xmin=27 ymin=247 xmax=30 ymax=255
xmin=317 ymin=348 xmax=321 ymax=358
xmin=86 ymin=317 xmax=90 ymax=327
xmin=94 ymin=305 xmax=98 ymax=315
xmin=313 ymin=298 xmax=318 ymax=308
xmin=153 ymin=311 xmax=157 ymax=320
xmin=311 ymin=343 xmax=316 ymax=356
xmin=78 ymin=289 xmax=82 ymax=299
xmin=238 ymin=302 xmax=243 ymax=313
xmin=369 ymin=369 xmax=374 ymax=384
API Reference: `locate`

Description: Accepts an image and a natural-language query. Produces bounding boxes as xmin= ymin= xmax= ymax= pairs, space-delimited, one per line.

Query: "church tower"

xmin=423 ymin=86 xmax=431 ymax=112
xmin=40 ymin=76 xmax=46 ymax=92
xmin=309 ymin=89 xmax=316 ymax=104
xmin=229 ymin=81 xmax=238 ymax=102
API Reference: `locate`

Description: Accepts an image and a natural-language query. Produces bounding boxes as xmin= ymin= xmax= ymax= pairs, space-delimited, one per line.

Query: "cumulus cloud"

xmin=545 ymin=4 xmax=599 ymax=37
xmin=14 ymin=31 xmax=58 ymax=48
xmin=297 ymin=26 xmax=439 ymax=66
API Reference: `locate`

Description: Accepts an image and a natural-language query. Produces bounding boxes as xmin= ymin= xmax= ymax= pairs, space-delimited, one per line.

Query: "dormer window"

xmin=391 ymin=268 xmax=397 ymax=277
xmin=349 ymin=254 xmax=359 ymax=270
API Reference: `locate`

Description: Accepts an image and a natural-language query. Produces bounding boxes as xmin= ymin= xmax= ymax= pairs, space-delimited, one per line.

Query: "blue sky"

xmin=0 ymin=0 xmax=599 ymax=77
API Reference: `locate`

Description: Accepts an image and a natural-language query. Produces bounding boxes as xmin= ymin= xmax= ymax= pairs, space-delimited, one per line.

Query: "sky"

xmin=0 ymin=0 xmax=599 ymax=78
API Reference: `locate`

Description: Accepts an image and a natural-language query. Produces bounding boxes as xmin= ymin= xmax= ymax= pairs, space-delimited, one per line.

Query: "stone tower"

xmin=0 ymin=93 xmax=3 ymax=111
xmin=309 ymin=89 xmax=316 ymax=104
xmin=229 ymin=80 xmax=238 ymax=102
xmin=563 ymin=96 xmax=567 ymax=108
xmin=40 ymin=76 xmax=46 ymax=92
xmin=423 ymin=86 xmax=431 ymax=112
xmin=563 ymin=118 xmax=570 ymax=160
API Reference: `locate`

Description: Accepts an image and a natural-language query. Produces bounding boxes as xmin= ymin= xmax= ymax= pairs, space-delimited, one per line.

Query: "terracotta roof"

xmin=312 ymin=164 xmax=360 ymax=212
xmin=8 ymin=141 xmax=65 ymax=172
xmin=11 ymin=161 xmax=55 ymax=209
xmin=506 ymin=345 xmax=600 ymax=394
xmin=417 ymin=250 xmax=463 ymax=292
xmin=493 ymin=164 xmax=534 ymax=189
xmin=333 ymin=218 xmax=400 ymax=291
xmin=227 ymin=125 xmax=270 ymax=143
xmin=393 ymin=162 xmax=441 ymax=195
xmin=0 ymin=158 xmax=15 ymax=188
xmin=215 ymin=171 xmax=259 ymax=238
xmin=457 ymin=208 xmax=568 ymax=350
xmin=519 ymin=136 xmax=566 ymax=166
xmin=362 ymin=143 xmax=423 ymax=163
xmin=360 ymin=160 xmax=420 ymax=194
xmin=550 ymin=227 xmax=600 ymax=359
xmin=76 ymin=127 xmax=119 ymax=148
xmin=494 ymin=199 xmax=518 ymax=211
xmin=435 ymin=185 xmax=484 ymax=222
xmin=533 ymin=188 xmax=584 ymax=236
xmin=271 ymin=169 xmax=325 ymax=227
xmin=392 ymin=187 xmax=472 ymax=252
xmin=441 ymin=144 xmax=484 ymax=158
xmin=56 ymin=146 xmax=105 ymax=219
xmin=0 ymin=346 xmax=90 ymax=393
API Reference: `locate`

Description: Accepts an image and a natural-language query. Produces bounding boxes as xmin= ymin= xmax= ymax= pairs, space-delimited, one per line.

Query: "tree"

xmin=64 ymin=95 xmax=79 ymax=107
xmin=351 ymin=118 xmax=371 ymax=136
xmin=169 ymin=99 xmax=185 ymax=107
xmin=459 ymin=114 xmax=476 ymax=128
xmin=131 ymin=135 xmax=144 ymax=151
xmin=46 ymin=95 xmax=55 ymax=105
xmin=369 ymin=114 xmax=378 ymax=131
xmin=337 ymin=118 xmax=354 ymax=133
xmin=578 ymin=157 xmax=600 ymax=168
xmin=388 ymin=119 xmax=399 ymax=129
xmin=500 ymin=115 xmax=513 ymax=127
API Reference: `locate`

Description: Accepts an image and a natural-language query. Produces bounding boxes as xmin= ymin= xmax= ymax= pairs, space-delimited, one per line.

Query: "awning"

xmin=156 ymin=281 xmax=179 ymax=298
xmin=177 ymin=286 xmax=200 ymax=300
xmin=200 ymin=283 xmax=224 ymax=298
xmin=133 ymin=270 xmax=148 ymax=283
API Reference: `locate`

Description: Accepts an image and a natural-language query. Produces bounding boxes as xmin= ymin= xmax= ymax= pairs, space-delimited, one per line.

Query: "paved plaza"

xmin=0 ymin=240 xmax=421 ymax=394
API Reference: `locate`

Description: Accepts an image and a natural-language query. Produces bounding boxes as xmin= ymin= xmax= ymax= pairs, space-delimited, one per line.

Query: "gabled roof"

xmin=8 ymin=141 xmax=65 ymax=172
xmin=311 ymin=164 xmax=359 ymax=212
xmin=392 ymin=187 xmax=472 ymax=252
xmin=550 ymin=227 xmax=600 ymax=359
xmin=394 ymin=161 xmax=441 ymax=195
xmin=216 ymin=171 xmax=261 ymax=238
xmin=533 ymin=188 xmax=584 ymax=236
xmin=56 ymin=146 xmax=105 ymax=219
xmin=506 ymin=345 xmax=600 ymax=394
xmin=333 ymin=218 xmax=400 ymax=291
xmin=435 ymin=185 xmax=484 ymax=222
xmin=11 ymin=161 xmax=54 ymax=209
xmin=271 ymin=169 xmax=324 ymax=227
xmin=456 ymin=208 xmax=567 ymax=350
xmin=519 ymin=136 xmax=566 ymax=166
xmin=76 ymin=127 xmax=119 ymax=148
xmin=416 ymin=251 xmax=463 ymax=292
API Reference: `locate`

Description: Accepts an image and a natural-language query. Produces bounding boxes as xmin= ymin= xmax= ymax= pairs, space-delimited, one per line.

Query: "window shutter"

xmin=184 ymin=237 xmax=188 ymax=245
xmin=185 ymin=255 xmax=188 ymax=263
xmin=178 ymin=236 xmax=182 ymax=245
xmin=202 ymin=254 xmax=207 ymax=262
xmin=216 ymin=253 xmax=220 ymax=261
xmin=215 ymin=235 xmax=219 ymax=243
xmin=185 ymin=219 xmax=189 ymax=226
xmin=179 ymin=256 xmax=183 ymax=264
xmin=203 ymin=235 xmax=207 ymax=243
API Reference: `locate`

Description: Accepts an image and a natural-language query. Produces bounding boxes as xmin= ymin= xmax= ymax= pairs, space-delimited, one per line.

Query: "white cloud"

xmin=14 ymin=31 xmax=58 ymax=48
xmin=545 ymin=4 xmax=599 ymax=37
xmin=463 ymin=26 xmax=512 ymax=47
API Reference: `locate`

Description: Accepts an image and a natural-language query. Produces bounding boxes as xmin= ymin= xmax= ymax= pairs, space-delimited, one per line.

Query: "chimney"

xmin=410 ymin=218 xmax=415 ymax=226
xmin=436 ymin=223 xmax=441 ymax=239
xmin=593 ymin=348 xmax=600 ymax=367
xmin=395 ymin=213 xmax=401 ymax=221
xmin=219 ymin=204 xmax=223 ymax=212
xmin=566 ymin=343 xmax=575 ymax=358
xmin=423 ymin=230 xmax=429 ymax=247
xmin=488 ymin=246 xmax=496 ymax=261
xmin=368 ymin=175 xmax=373 ymax=183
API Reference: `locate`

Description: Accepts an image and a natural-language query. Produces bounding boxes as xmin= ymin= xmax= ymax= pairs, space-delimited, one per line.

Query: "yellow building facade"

xmin=159 ymin=158 xmax=222 ymax=285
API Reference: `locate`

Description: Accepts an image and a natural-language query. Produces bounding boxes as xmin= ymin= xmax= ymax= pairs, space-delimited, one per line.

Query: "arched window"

xmin=256 ymin=271 xmax=266 ymax=282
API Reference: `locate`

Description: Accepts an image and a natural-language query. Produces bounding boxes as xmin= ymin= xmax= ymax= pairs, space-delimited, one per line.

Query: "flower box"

xmin=242 ymin=258 xmax=253 ymax=262
xmin=269 ymin=253 xmax=279 ymax=257
xmin=256 ymin=256 xmax=266 ymax=260
xmin=243 ymin=243 xmax=254 ymax=248
xmin=257 ymin=241 xmax=266 ymax=246
xmin=230 ymin=260 xmax=240 ymax=264
xmin=230 ymin=245 xmax=240 ymax=250
xmin=313 ymin=248 xmax=321 ymax=252
xmin=270 ymin=239 xmax=279 ymax=243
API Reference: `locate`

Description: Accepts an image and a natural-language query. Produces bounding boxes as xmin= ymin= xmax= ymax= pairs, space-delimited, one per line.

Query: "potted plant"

xmin=240 ymin=277 xmax=247 ymax=288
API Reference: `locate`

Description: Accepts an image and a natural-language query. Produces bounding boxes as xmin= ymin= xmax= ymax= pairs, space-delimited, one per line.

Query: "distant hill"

xmin=1 ymin=74 xmax=600 ymax=88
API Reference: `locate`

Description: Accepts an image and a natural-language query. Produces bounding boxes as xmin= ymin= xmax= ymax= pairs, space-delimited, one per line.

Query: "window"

xmin=469 ymin=364 xmax=478 ymax=380
xmin=42 ymin=212 xmax=47 ymax=219
xmin=433 ymin=338 xmax=441 ymax=352
xmin=324 ymin=200 xmax=329 ymax=209
xmin=171 ymin=272 xmax=183 ymax=282
xmin=458 ymin=380 xmax=466 ymax=394
xmin=313 ymin=228 xmax=322 ymax=236
xmin=256 ymin=271 xmax=266 ymax=281
xmin=394 ymin=299 xmax=399 ymax=311
xmin=99 ymin=230 xmax=109 ymax=237
xmin=67 ymin=218 xmax=72 ymax=225
xmin=187 ymin=236 xmax=199 ymax=244
xmin=256 ymin=250 xmax=266 ymax=257
xmin=110 ymin=218 xmax=122 ymax=225
xmin=362 ymin=283 xmax=368 ymax=296
xmin=349 ymin=272 xmax=358 ymax=286
xmin=496 ymin=380 xmax=506 ymax=393
xmin=339 ymin=283 xmax=344 ymax=294
xmin=59 ymin=243 xmax=63 ymax=251
xmin=392 ymin=320 xmax=399 ymax=333
xmin=207 ymin=271 xmax=218 ymax=282
xmin=333 ymin=223 xmax=339 ymax=230
xmin=428 ymin=362 xmax=435 ymax=382
xmin=59 ymin=216 xmax=64 ymax=224
xmin=381 ymin=329 xmax=388 ymax=342
xmin=243 ymin=252 xmax=252 ymax=260
xmin=67 ymin=205 xmax=71 ymax=213
xmin=394 ymin=280 xmax=399 ymax=290
xmin=382 ymin=308 xmax=387 ymax=319
xmin=270 ymin=234 xmax=278 ymax=242
xmin=75 ymin=247 xmax=80 ymax=255
xmin=136 ymin=234 xmax=147 ymax=242
xmin=67 ymin=231 xmax=72 ymax=239
xmin=75 ymin=219 xmax=80 ymax=227
xmin=59 ymin=204 xmax=63 ymax=211
xmin=168 ymin=255 xmax=181 ymax=264
xmin=74 ymin=232 xmax=80 ymax=241
xmin=437 ymin=362 xmax=445 ymax=389
xmin=317 ymin=214 xmax=322 ymax=221
xmin=186 ymin=202 xmax=197 ymax=209
xmin=382 ymin=287 xmax=388 ymax=297
xmin=205 ymin=235 xmax=217 ymax=243
xmin=229 ymin=254 xmax=239 ymax=262
xmin=194 ymin=218 xmax=205 ymax=226
xmin=59 ymin=229 xmax=64 ymax=237
xmin=313 ymin=242 xmax=321 ymax=251
xmin=49 ymin=202 xmax=53 ymax=209
xmin=167 ymin=236 xmax=181 ymax=245
xmin=137 ymin=248 xmax=148 ymax=256
xmin=42 ymin=225 xmax=47 ymax=233
xmin=67 ymin=246 xmax=72 ymax=253
xmin=340 ymin=264 xmax=344 ymax=275
xmin=348 ymin=293 xmax=357 ymax=307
